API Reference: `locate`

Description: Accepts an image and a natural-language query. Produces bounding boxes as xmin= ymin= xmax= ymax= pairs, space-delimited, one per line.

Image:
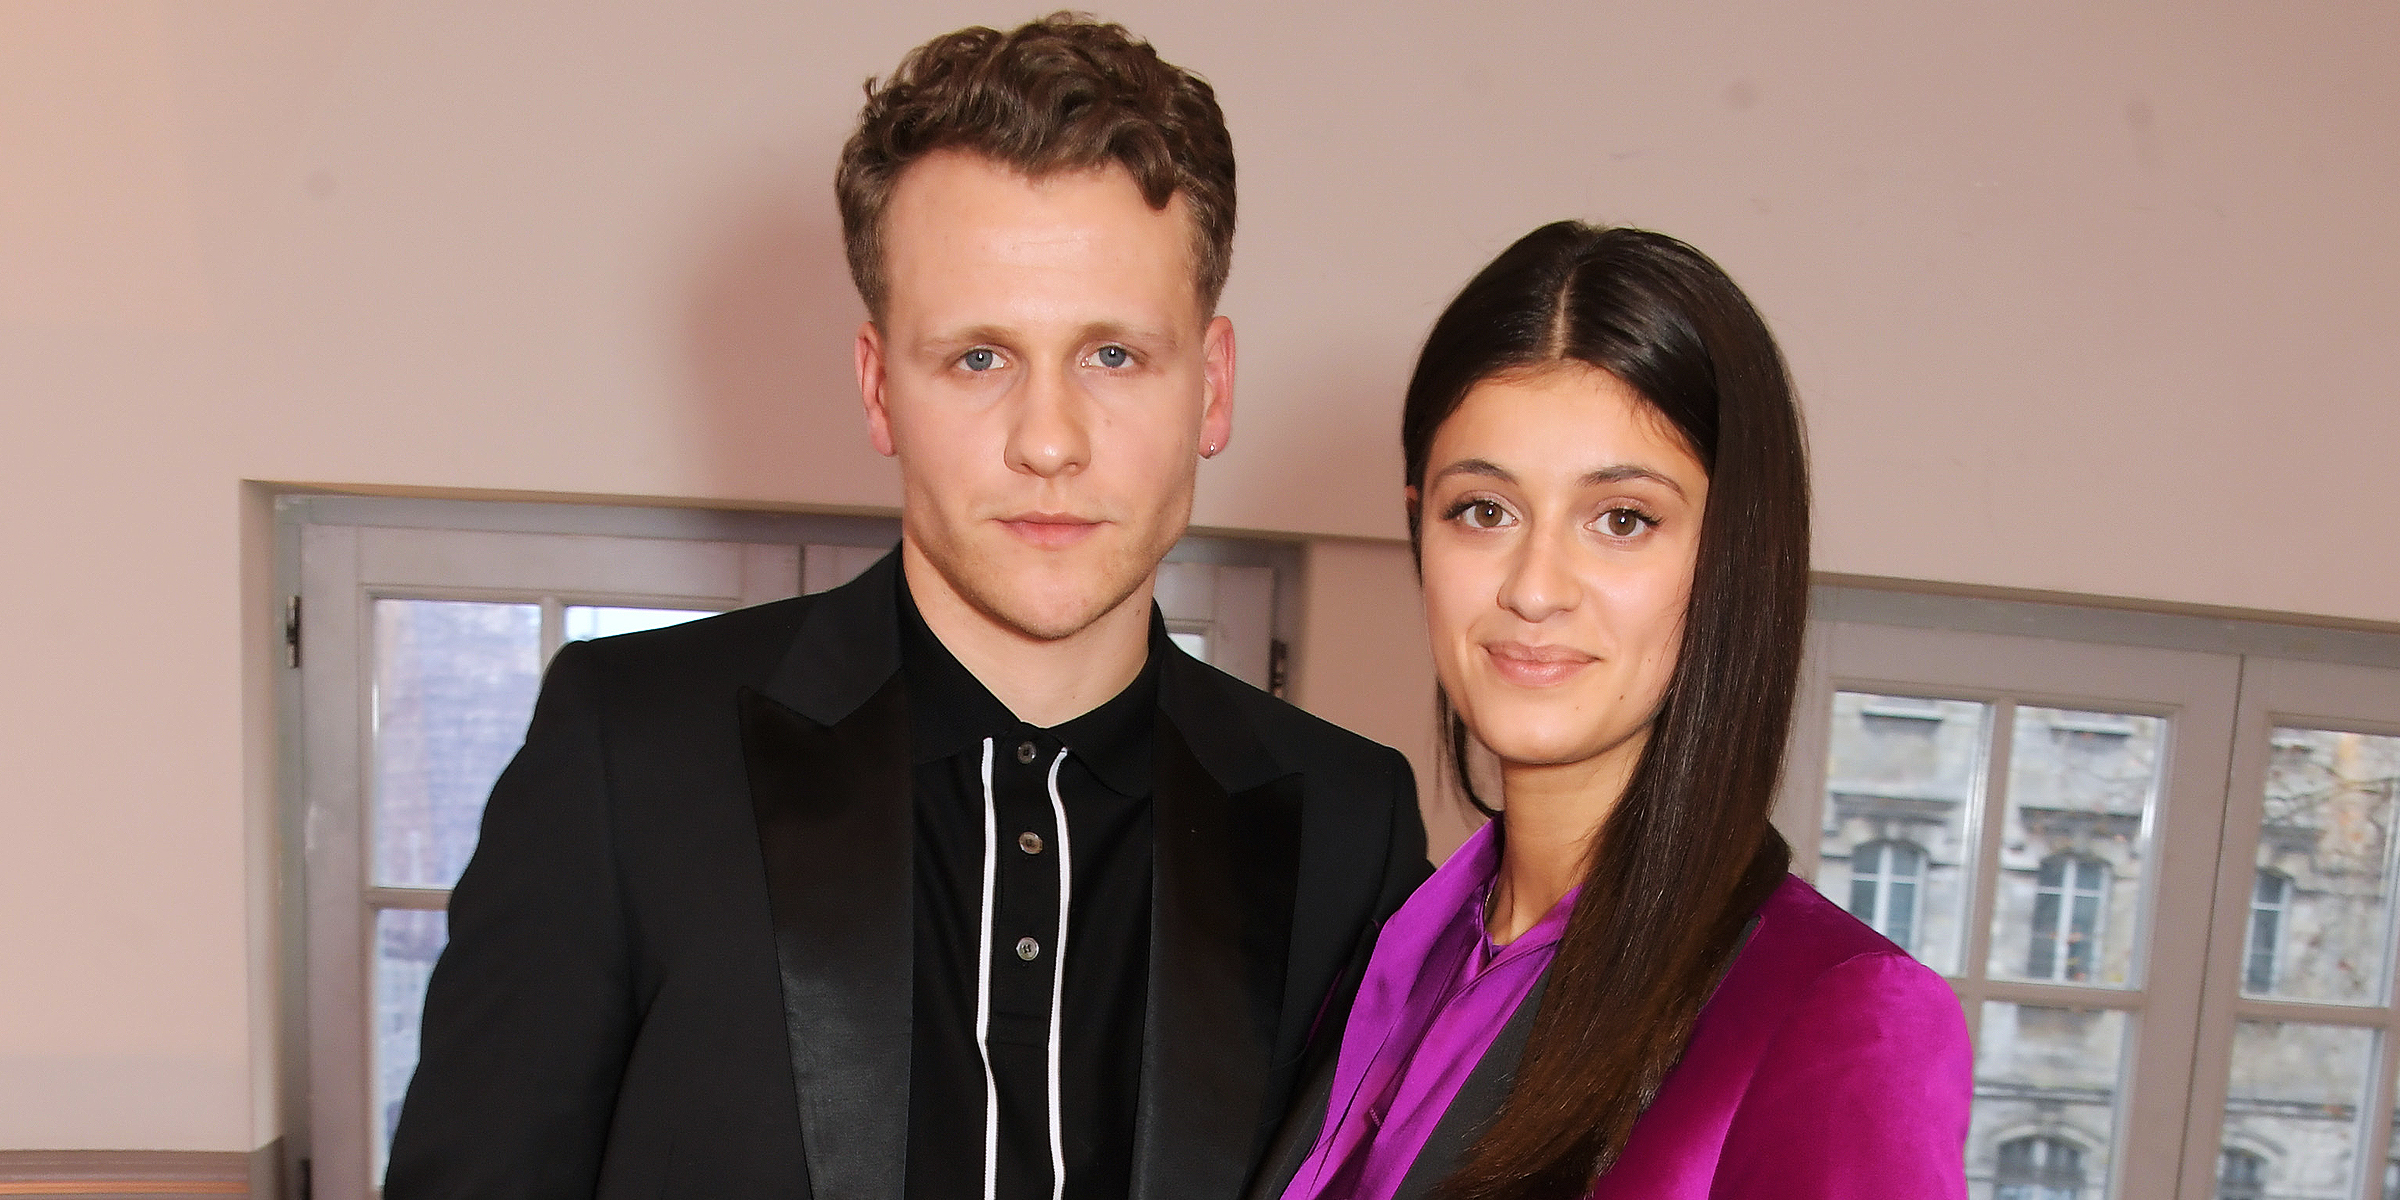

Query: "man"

xmin=387 ymin=15 xmax=1428 ymax=1200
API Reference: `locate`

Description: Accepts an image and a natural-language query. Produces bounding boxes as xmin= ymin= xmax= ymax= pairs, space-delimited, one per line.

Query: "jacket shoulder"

xmin=564 ymin=592 xmax=818 ymax=691
xmin=1726 ymin=876 xmax=1962 ymax=1042
xmin=1180 ymin=649 xmax=1411 ymax=779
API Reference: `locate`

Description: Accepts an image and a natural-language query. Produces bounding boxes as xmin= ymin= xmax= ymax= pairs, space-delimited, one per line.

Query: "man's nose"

xmin=1005 ymin=365 xmax=1091 ymax=479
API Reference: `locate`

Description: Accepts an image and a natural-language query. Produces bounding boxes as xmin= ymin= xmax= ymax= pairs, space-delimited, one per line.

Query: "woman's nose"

xmin=1496 ymin=526 xmax=1580 ymax=623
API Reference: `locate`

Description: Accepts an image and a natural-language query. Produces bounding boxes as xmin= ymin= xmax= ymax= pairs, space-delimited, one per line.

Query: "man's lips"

xmin=998 ymin=513 xmax=1104 ymax=549
xmin=1483 ymin=642 xmax=1598 ymax=687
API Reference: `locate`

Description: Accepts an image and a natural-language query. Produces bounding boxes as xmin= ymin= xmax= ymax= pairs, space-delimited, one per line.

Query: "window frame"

xmin=1849 ymin=838 xmax=1929 ymax=952
xmin=1784 ymin=584 xmax=2400 ymax=1200
xmin=2216 ymin=1147 xmax=2267 ymax=1200
xmin=2029 ymin=854 xmax=2112 ymax=984
xmin=2179 ymin=656 xmax=2400 ymax=1200
xmin=295 ymin=519 xmax=808 ymax=1198
xmin=1996 ymin=1133 xmax=2090 ymax=1200
xmin=1781 ymin=610 xmax=2241 ymax=1200
xmin=2242 ymin=871 xmax=2289 ymax=996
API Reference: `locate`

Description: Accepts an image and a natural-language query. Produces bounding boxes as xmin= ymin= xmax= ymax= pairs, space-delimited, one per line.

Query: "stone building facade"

xmin=1815 ymin=693 xmax=2400 ymax=1200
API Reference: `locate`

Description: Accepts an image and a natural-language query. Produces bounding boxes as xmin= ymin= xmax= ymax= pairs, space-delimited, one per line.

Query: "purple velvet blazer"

xmin=1246 ymin=875 xmax=1973 ymax=1200
xmin=1586 ymin=876 xmax=1971 ymax=1198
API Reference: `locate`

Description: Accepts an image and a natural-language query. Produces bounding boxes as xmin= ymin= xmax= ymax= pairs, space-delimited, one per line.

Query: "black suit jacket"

xmin=386 ymin=552 xmax=1431 ymax=1200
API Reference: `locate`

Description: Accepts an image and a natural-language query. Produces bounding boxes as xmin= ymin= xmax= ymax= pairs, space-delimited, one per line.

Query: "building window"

xmin=1848 ymin=839 xmax=1926 ymax=951
xmin=2243 ymin=872 xmax=2288 ymax=994
xmin=2029 ymin=856 xmax=2108 ymax=982
xmin=1996 ymin=1135 xmax=2085 ymax=1200
xmin=2217 ymin=1148 xmax=2266 ymax=1200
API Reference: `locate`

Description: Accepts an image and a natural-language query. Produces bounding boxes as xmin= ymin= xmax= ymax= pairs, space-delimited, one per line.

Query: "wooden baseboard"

xmin=0 ymin=1149 xmax=268 ymax=1200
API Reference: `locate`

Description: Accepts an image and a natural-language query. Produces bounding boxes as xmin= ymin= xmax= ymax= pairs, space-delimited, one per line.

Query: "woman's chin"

xmin=1464 ymin=704 xmax=1653 ymax=778
xmin=1476 ymin=729 xmax=1610 ymax=772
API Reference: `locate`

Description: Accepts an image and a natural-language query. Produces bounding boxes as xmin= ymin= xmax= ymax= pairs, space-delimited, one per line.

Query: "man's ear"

xmin=856 ymin=320 xmax=897 ymax=458
xmin=1198 ymin=314 xmax=1235 ymax=457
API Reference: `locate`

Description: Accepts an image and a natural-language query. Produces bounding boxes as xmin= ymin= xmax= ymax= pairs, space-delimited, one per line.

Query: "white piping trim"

xmin=974 ymin=738 xmax=1000 ymax=1200
xmin=1042 ymin=750 xmax=1074 ymax=1200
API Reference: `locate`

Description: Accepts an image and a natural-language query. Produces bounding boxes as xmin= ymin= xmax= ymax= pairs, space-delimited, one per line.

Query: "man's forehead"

xmin=879 ymin=150 xmax=1204 ymax=318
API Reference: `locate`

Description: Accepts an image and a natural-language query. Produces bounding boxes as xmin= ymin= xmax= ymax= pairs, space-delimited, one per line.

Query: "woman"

xmin=1255 ymin=224 xmax=1971 ymax=1200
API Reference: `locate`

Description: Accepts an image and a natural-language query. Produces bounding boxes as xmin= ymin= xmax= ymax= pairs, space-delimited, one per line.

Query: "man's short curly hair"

xmin=836 ymin=12 xmax=1235 ymax=319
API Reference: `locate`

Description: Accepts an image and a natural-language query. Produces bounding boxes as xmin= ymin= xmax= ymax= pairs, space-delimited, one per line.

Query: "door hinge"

xmin=283 ymin=595 xmax=303 ymax=668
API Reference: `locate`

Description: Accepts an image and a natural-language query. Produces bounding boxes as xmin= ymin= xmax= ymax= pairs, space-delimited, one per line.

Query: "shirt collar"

xmin=896 ymin=567 xmax=1161 ymax=798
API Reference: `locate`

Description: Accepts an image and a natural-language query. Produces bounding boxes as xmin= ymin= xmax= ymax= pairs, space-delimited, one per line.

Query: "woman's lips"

xmin=1000 ymin=514 xmax=1103 ymax=549
xmin=1483 ymin=642 xmax=1597 ymax=687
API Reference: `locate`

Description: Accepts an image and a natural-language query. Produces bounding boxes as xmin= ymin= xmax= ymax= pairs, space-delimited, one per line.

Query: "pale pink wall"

xmin=2 ymin=0 xmax=2395 ymax=1152
xmin=1297 ymin=540 xmax=1484 ymax=865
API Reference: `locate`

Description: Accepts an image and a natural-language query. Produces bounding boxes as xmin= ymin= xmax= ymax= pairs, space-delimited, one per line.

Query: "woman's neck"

xmin=1485 ymin=732 xmax=1647 ymax=944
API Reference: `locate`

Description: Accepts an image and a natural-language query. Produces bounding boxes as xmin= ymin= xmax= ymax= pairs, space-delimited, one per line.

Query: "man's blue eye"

xmin=1095 ymin=345 xmax=1130 ymax=368
xmin=962 ymin=349 xmax=997 ymax=372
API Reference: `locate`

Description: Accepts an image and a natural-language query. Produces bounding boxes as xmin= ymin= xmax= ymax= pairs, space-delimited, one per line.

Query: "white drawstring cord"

xmin=1042 ymin=750 xmax=1074 ymax=1200
xmin=974 ymin=738 xmax=1000 ymax=1200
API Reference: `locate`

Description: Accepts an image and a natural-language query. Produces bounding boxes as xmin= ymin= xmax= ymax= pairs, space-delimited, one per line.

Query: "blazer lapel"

xmin=1388 ymin=969 xmax=1552 ymax=1200
xmin=1133 ymin=657 xmax=1305 ymax=1200
xmin=1239 ymin=919 xmax=1382 ymax=1200
xmin=742 ymin=551 xmax=913 ymax=1200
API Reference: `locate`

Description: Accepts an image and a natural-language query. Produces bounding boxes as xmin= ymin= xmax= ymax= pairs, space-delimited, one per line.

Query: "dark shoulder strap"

xmin=1389 ymin=968 xmax=1552 ymax=1200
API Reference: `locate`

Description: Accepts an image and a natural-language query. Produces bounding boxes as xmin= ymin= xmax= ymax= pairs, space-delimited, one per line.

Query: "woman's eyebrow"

xmin=1430 ymin=458 xmax=1513 ymax=485
xmin=1581 ymin=464 xmax=1687 ymax=498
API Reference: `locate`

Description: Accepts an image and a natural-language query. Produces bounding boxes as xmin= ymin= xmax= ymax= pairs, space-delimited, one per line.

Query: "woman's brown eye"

xmin=1468 ymin=501 xmax=1505 ymax=528
xmin=1601 ymin=509 xmax=1645 ymax=537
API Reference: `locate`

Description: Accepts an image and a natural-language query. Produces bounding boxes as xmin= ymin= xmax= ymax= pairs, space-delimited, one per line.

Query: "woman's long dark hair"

xmin=1403 ymin=223 xmax=1808 ymax=1199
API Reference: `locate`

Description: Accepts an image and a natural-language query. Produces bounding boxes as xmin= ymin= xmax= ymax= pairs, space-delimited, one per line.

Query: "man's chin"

xmin=911 ymin=525 xmax=1164 ymax=643
xmin=972 ymin=589 xmax=1125 ymax=643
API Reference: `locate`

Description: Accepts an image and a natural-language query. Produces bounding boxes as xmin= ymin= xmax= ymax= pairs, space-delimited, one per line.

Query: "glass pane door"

xmin=2186 ymin=658 xmax=2400 ymax=1200
xmin=1791 ymin=621 xmax=2240 ymax=1200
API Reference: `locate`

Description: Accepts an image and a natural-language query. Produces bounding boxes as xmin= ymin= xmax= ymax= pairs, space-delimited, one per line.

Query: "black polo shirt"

xmin=898 ymin=579 xmax=1156 ymax=1200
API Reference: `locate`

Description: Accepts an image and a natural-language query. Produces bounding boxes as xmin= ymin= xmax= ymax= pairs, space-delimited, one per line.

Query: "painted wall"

xmin=2 ymin=0 xmax=2395 ymax=1153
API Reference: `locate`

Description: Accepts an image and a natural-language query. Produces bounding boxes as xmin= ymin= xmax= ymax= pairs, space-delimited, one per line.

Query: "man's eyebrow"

xmin=917 ymin=321 xmax=1179 ymax=351
xmin=1077 ymin=320 xmax=1176 ymax=345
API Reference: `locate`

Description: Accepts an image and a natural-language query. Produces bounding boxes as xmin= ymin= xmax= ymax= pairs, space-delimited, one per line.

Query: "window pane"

xmin=1969 ymin=1002 xmax=2128 ymax=1200
xmin=373 ymin=907 xmax=448 ymax=1185
xmin=2218 ymin=1021 xmax=2376 ymax=1200
xmin=1988 ymin=708 xmax=2165 ymax=988
xmin=1815 ymin=693 xmax=1991 ymax=974
xmin=372 ymin=600 xmax=542 ymax=890
xmin=2248 ymin=727 xmax=2400 ymax=1004
xmin=2218 ymin=1148 xmax=2266 ymax=1200
xmin=562 ymin=604 xmax=716 ymax=642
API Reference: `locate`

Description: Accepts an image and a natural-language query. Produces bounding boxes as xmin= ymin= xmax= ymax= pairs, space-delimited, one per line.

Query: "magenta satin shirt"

xmin=1279 ymin=823 xmax=1972 ymax=1200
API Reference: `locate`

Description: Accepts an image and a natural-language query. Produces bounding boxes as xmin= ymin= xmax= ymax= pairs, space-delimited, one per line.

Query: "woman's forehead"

xmin=1430 ymin=369 xmax=1705 ymax=485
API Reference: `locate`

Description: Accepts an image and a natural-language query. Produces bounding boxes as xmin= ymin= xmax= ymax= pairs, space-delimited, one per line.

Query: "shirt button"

xmin=1015 ymin=936 xmax=1041 ymax=961
xmin=1015 ymin=740 xmax=1038 ymax=765
xmin=1018 ymin=831 xmax=1044 ymax=855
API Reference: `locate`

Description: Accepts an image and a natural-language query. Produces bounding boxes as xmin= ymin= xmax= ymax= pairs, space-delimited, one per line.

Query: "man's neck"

xmin=899 ymin=541 xmax=1154 ymax=728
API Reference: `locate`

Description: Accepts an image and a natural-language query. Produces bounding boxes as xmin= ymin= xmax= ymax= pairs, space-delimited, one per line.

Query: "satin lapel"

xmin=1132 ymin=714 xmax=1304 ymax=1200
xmin=742 ymin=675 xmax=913 ymax=1200
xmin=1239 ymin=919 xmax=1381 ymax=1200
xmin=1388 ymin=968 xmax=1552 ymax=1200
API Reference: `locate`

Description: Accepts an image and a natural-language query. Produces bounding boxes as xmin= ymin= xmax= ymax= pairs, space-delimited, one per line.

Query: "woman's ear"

xmin=1404 ymin=484 xmax=1421 ymax=521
